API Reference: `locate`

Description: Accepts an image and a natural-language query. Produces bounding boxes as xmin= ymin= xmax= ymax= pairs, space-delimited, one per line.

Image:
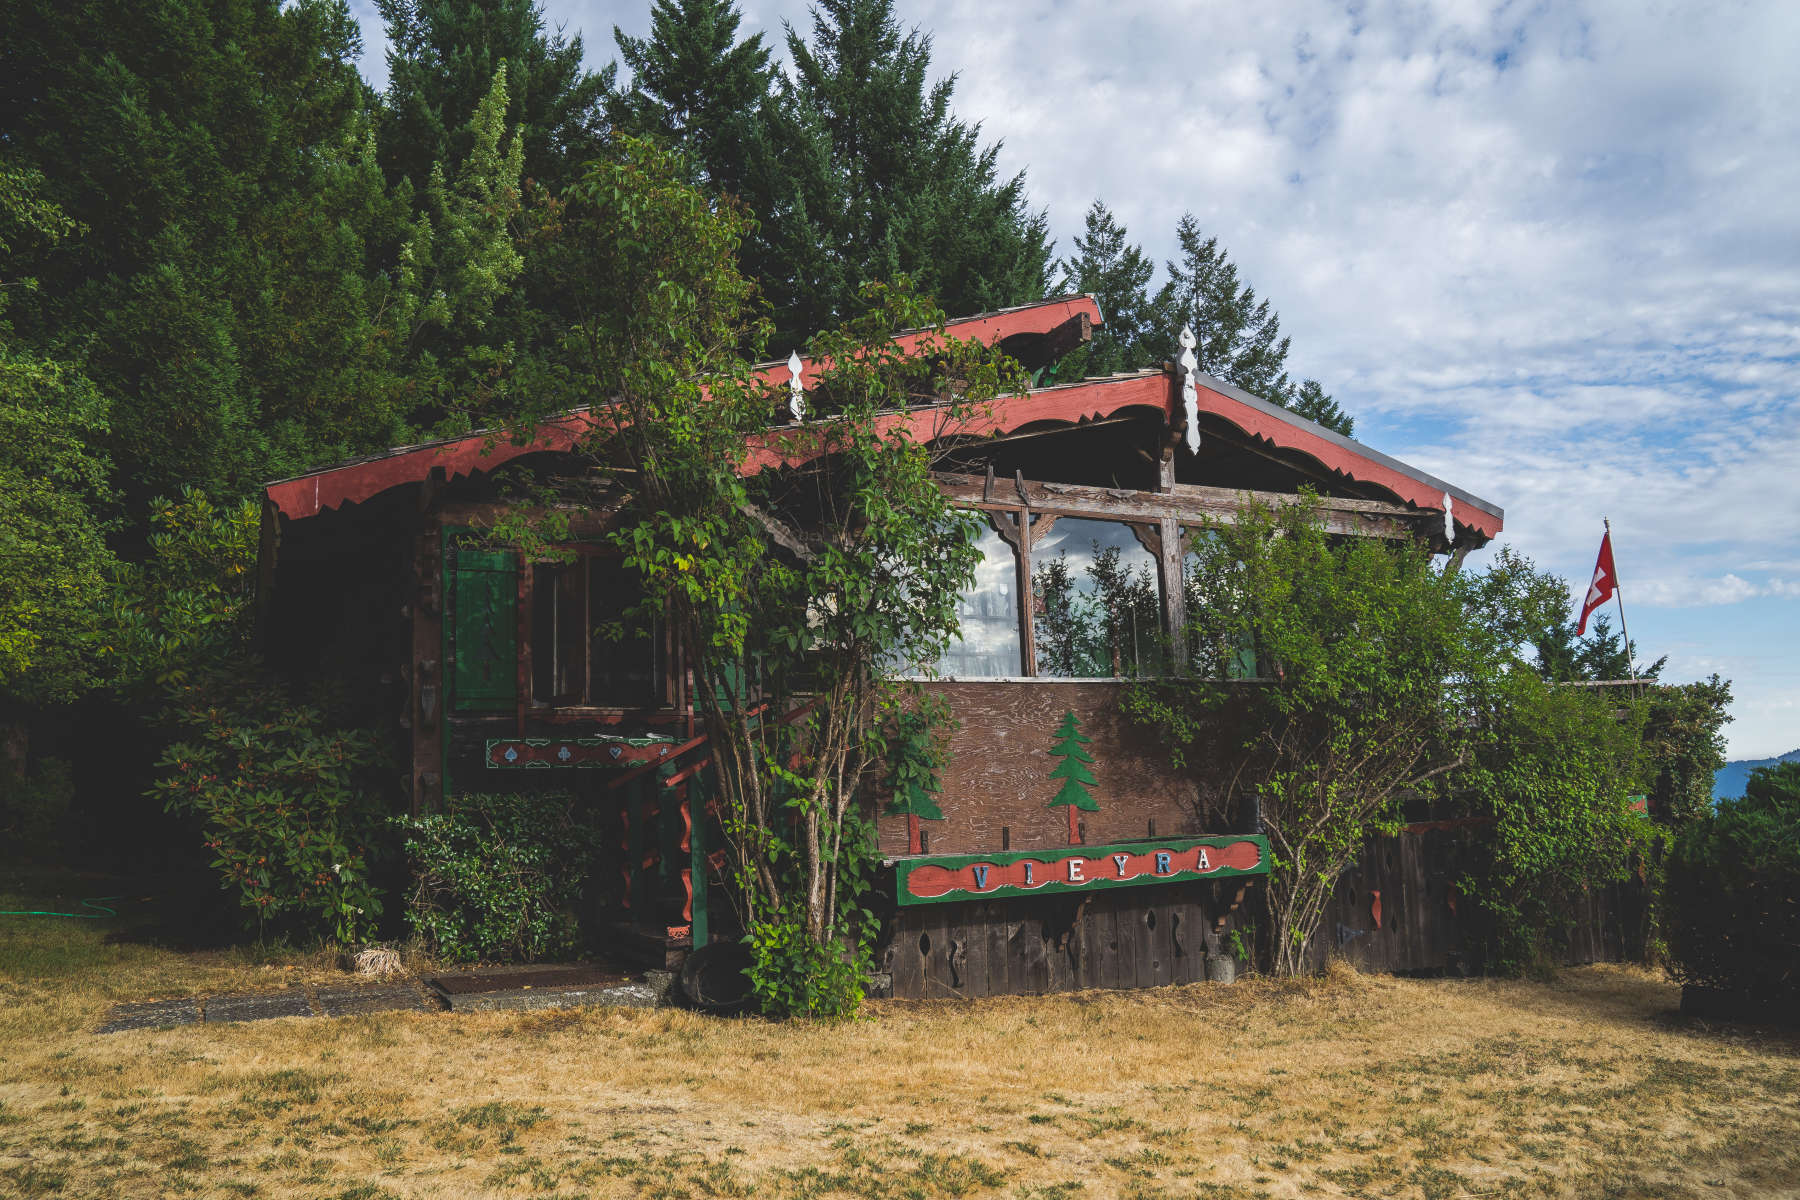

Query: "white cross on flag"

xmin=1577 ymin=532 xmax=1617 ymax=636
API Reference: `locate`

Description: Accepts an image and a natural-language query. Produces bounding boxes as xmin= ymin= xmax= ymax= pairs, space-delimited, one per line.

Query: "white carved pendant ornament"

xmin=1442 ymin=492 xmax=1455 ymax=545
xmin=787 ymin=350 xmax=806 ymax=423
xmin=1178 ymin=326 xmax=1201 ymax=454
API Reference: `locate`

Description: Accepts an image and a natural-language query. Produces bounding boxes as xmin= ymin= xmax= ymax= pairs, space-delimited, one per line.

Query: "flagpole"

xmin=1604 ymin=518 xmax=1636 ymax=685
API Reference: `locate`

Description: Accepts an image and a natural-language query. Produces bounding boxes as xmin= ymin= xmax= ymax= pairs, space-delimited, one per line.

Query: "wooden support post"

xmin=689 ymin=768 xmax=709 ymax=949
xmin=625 ymin=774 xmax=648 ymax=916
xmin=660 ymin=770 xmax=684 ymax=929
xmin=515 ymin=561 xmax=531 ymax=734
xmin=1159 ymin=515 xmax=1185 ymax=666
xmin=987 ymin=508 xmax=1037 ymax=676
xmin=410 ymin=517 xmax=445 ymax=816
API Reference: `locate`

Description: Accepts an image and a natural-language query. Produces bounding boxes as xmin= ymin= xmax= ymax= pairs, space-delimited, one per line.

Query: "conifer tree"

xmin=378 ymin=0 xmax=611 ymax=193
xmin=755 ymin=0 xmax=1051 ymax=347
xmin=1288 ymin=378 xmax=1355 ymax=438
xmin=1053 ymin=200 xmax=1158 ymax=379
xmin=611 ymin=0 xmax=774 ymax=198
xmin=0 ymin=0 xmax=416 ymax=504
xmin=1151 ymin=213 xmax=1354 ymax=437
xmin=1046 ymin=710 xmax=1099 ymax=844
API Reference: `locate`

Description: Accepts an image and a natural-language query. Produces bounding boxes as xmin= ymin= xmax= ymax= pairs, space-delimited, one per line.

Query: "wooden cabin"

xmin=259 ymin=295 xmax=1515 ymax=995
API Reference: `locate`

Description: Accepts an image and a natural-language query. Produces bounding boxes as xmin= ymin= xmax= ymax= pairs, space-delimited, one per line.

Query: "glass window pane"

xmin=1183 ymin=530 xmax=1258 ymax=679
xmin=932 ymin=517 xmax=1022 ymax=678
xmin=1033 ymin=518 xmax=1163 ymax=678
xmin=589 ymin=556 xmax=660 ymax=705
xmin=530 ymin=562 xmax=584 ymax=704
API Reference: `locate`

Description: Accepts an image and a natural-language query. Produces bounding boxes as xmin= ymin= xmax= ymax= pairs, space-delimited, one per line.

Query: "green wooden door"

xmin=449 ymin=547 xmax=518 ymax=711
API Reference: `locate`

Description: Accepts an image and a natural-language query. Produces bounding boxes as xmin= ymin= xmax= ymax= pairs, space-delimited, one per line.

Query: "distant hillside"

xmin=1713 ymin=748 xmax=1800 ymax=801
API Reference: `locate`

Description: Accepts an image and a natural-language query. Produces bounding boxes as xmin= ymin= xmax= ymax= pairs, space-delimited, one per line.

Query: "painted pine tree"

xmin=885 ymin=709 xmax=946 ymax=854
xmin=1046 ymin=710 xmax=1099 ymax=844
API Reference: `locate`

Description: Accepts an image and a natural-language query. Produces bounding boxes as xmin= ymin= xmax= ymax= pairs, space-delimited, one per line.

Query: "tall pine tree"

xmin=611 ymin=0 xmax=774 ymax=199
xmin=1053 ymin=200 xmax=1157 ymax=379
xmin=0 ymin=0 xmax=416 ymax=505
xmin=378 ymin=0 xmax=611 ymax=193
xmin=752 ymin=0 xmax=1051 ymax=347
xmin=1152 ymin=213 xmax=1353 ymax=437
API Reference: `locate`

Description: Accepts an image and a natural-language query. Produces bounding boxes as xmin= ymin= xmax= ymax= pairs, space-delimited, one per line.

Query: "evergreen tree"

xmin=0 ymin=166 xmax=117 ymax=706
xmin=1151 ymin=214 xmax=1354 ymax=437
xmin=611 ymin=0 xmax=774 ymax=199
xmin=0 ymin=0 xmax=416 ymax=505
xmin=378 ymin=0 xmax=611 ymax=194
xmin=1052 ymin=200 xmax=1157 ymax=379
xmin=1288 ymin=379 xmax=1355 ymax=438
xmin=1534 ymin=612 xmax=1666 ymax=683
xmin=391 ymin=65 xmax=527 ymax=431
xmin=1046 ymin=710 xmax=1099 ymax=844
xmin=755 ymin=0 xmax=1051 ymax=347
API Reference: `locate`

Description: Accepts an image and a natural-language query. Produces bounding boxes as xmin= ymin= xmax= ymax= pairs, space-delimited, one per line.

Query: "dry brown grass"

xmin=3 ymin=900 xmax=1798 ymax=1199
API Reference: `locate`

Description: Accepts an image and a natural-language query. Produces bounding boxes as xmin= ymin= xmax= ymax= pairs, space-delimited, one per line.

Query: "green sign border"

xmin=893 ymin=834 xmax=1270 ymax=906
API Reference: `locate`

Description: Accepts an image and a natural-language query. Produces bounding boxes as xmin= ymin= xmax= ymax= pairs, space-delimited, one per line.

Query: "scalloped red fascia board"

xmin=742 ymin=373 xmax=1503 ymax=539
xmin=265 ymin=297 xmax=1104 ymax=521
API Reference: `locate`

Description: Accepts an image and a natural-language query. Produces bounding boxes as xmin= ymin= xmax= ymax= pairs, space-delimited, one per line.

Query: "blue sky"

xmin=348 ymin=0 xmax=1800 ymax=757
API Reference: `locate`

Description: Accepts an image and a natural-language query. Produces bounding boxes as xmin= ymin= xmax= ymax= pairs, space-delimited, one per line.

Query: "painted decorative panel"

xmin=485 ymin=736 xmax=677 ymax=769
xmin=895 ymin=834 xmax=1269 ymax=906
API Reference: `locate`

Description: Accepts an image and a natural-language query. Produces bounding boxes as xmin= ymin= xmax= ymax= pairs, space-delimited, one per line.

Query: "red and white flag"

xmin=1577 ymin=532 xmax=1617 ymax=636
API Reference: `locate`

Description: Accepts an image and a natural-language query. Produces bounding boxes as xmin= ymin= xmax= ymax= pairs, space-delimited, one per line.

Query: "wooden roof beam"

xmin=932 ymin=472 xmax=1429 ymax=540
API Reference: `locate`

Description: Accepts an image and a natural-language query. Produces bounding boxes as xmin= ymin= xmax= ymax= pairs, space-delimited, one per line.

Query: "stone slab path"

xmin=95 ymin=966 xmax=673 ymax=1034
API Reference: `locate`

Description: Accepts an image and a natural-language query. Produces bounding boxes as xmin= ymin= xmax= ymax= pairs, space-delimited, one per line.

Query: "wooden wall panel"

xmin=881 ymin=681 xmax=1213 ymax=858
xmin=880 ymin=832 xmax=1640 ymax=998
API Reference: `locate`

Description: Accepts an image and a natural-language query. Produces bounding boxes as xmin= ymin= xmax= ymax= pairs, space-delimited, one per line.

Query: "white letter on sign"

xmin=1196 ymin=847 xmax=1211 ymax=870
xmin=1113 ymin=854 xmax=1130 ymax=876
xmin=1067 ymin=859 xmax=1085 ymax=882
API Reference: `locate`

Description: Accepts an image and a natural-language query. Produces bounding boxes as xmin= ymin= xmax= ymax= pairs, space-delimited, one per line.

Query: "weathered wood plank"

xmin=984 ymin=901 xmax=1013 ymax=999
xmin=1145 ymin=901 xmax=1172 ymax=989
xmin=955 ymin=910 xmax=987 ymax=997
xmin=933 ymin=473 xmax=1423 ymax=539
xmin=888 ymin=909 xmax=921 ymax=999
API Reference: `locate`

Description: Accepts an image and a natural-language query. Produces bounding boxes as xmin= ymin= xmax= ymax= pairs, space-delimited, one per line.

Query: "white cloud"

xmin=345 ymin=0 xmax=1800 ymax=757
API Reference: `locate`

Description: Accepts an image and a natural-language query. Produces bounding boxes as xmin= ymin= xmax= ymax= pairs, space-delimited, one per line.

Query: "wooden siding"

xmin=881 ymin=826 xmax=1641 ymax=998
xmin=879 ymin=682 xmax=1210 ymax=858
xmin=884 ymin=882 xmax=1218 ymax=998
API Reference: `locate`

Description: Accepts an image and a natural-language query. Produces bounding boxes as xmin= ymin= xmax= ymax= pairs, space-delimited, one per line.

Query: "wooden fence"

xmin=879 ymin=824 xmax=1640 ymax=999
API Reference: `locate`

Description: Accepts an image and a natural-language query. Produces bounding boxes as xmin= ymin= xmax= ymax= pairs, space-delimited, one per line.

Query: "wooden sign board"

xmin=895 ymin=835 xmax=1269 ymax=906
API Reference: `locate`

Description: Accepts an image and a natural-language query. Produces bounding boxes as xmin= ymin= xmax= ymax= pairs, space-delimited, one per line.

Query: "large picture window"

xmin=529 ymin=555 xmax=663 ymax=707
xmin=1182 ymin=530 xmax=1259 ymax=679
xmin=932 ymin=518 xmax=1023 ymax=678
xmin=1032 ymin=518 xmax=1162 ymax=678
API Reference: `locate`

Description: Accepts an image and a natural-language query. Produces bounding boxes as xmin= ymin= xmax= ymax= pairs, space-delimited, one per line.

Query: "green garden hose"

xmin=0 ymin=896 xmax=121 ymax=919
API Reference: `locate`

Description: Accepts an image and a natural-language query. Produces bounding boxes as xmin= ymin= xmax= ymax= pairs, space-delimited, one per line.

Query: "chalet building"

xmin=259 ymin=295 xmax=1606 ymax=999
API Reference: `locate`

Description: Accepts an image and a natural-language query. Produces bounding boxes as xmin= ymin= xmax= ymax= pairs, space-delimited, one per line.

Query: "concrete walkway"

xmin=96 ymin=965 xmax=673 ymax=1034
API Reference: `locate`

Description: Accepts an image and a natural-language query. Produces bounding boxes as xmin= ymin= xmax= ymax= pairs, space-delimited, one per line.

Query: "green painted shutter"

xmin=449 ymin=547 xmax=518 ymax=711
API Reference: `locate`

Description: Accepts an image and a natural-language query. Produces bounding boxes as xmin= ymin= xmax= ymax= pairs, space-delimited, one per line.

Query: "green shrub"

xmin=149 ymin=672 xmax=389 ymax=944
xmin=1453 ymin=672 xmax=1654 ymax=974
xmin=0 ymin=755 xmax=74 ymax=861
xmin=396 ymin=791 xmax=596 ymax=963
xmin=745 ymin=908 xmax=871 ymax=1018
xmin=1666 ymin=761 xmax=1800 ymax=1003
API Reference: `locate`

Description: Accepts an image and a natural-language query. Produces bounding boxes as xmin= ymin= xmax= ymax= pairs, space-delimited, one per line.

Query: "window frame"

xmin=520 ymin=545 xmax=675 ymax=715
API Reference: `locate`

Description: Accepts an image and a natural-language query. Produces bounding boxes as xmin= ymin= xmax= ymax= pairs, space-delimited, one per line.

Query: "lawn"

xmin=2 ymin=877 xmax=1797 ymax=1199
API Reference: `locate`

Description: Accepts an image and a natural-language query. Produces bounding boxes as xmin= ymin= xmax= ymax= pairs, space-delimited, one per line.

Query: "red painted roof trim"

xmin=745 ymin=372 xmax=1503 ymax=539
xmin=264 ymin=292 xmax=1501 ymax=539
xmin=265 ymin=296 xmax=1104 ymax=521
xmin=264 ymin=412 xmax=601 ymax=521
